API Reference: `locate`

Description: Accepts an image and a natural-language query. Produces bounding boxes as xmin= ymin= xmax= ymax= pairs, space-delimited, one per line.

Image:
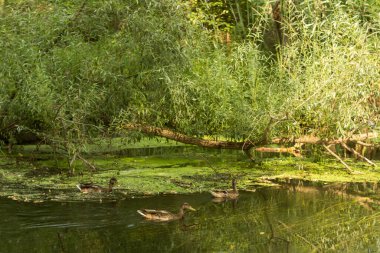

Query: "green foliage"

xmin=188 ymin=0 xmax=235 ymax=31
xmin=269 ymin=1 xmax=380 ymax=138
xmin=187 ymin=0 xmax=269 ymax=40
xmin=172 ymin=0 xmax=380 ymax=141
xmin=0 ymin=0 xmax=202 ymax=164
xmin=0 ymin=0 xmax=379 ymax=162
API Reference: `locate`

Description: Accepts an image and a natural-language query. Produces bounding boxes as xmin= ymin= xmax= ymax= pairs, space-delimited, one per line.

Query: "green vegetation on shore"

xmin=1 ymin=141 xmax=379 ymax=202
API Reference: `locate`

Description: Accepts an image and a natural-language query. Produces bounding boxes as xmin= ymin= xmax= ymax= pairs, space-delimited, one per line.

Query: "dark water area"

xmin=1 ymin=186 xmax=380 ymax=253
xmin=110 ymin=144 xmax=380 ymax=160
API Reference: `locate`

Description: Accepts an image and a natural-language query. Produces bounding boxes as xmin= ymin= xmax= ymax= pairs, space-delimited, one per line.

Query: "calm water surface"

xmin=1 ymin=187 xmax=380 ymax=252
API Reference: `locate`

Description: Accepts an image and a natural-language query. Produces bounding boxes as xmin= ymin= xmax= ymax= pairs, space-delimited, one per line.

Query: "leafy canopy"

xmin=0 ymin=0 xmax=379 ymax=151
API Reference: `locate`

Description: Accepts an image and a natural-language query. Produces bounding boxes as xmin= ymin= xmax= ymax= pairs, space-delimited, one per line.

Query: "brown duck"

xmin=76 ymin=177 xmax=117 ymax=193
xmin=210 ymin=178 xmax=239 ymax=199
xmin=137 ymin=203 xmax=196 ymax=221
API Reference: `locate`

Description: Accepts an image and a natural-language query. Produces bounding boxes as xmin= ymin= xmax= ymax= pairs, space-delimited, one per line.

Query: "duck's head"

xmin=181 ymin=202 xmax=196 ymax=211
xmin=109 ymin=177 xmax=118 ymax=186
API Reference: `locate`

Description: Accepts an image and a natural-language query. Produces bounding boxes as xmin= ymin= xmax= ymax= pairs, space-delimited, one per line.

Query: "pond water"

xmin=1 ymin=185 xmax=380 ymax=253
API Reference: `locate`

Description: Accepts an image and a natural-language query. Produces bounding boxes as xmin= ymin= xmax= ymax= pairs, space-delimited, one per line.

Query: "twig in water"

xmin=340 ymin=142 xmax=376 ymax=167
xmin=323 ymin=144 xmax=353 ymax=174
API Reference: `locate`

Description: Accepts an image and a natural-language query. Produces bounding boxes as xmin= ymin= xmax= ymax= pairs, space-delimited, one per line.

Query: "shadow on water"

xmin=1 ymin=182 xmax=380 ymax=253
xmin=270 ymin=178 xmax=380 ymax=210
xmin=105 ymin=145 xmax=247 ymax=159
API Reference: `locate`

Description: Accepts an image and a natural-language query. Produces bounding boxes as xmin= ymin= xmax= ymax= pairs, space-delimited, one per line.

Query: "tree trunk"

xmin=122 ymin=124 xmax=251 ymax=149
xmin=122 ymin=123 xmax=378 ymax=149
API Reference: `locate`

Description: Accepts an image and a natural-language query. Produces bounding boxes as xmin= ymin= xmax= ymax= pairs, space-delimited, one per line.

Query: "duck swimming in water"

xmin=137 ymin=203 xmax=196 ymax=221
xmin=210 ymin=178 xmax=239 ymax=199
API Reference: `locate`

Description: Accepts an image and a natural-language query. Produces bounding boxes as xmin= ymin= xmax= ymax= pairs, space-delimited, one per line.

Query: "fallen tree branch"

xmin=340 ymin=142 xmax=376 ymax=167
xmin=356 ymin=141 xmax=375 ymax=147
xmin=271 ymin=132 xmax=378 ymax=145
xmin=255 ymin=147 xmax=302 ymax=157
xmin=323 ymin=144 xmax=353 ymax=174
xmin=122 ymin=123 xmax=253 ymax=149
xmin=122 ymin=123 xmax=378 ymax=149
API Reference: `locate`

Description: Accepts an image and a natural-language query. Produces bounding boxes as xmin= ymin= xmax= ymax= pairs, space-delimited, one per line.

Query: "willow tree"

xmin=0 ymin=0 xmax=203 ymax=168
xmin=0 ymin=0 xmax=379 ymax=171
xmin=118 ymin=0 xmax=380 ymax=172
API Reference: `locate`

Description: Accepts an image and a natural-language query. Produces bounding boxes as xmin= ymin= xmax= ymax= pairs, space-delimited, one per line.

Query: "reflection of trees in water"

xmin=173 ymin=187 xmax=380 ymax=252
xmin=280 ymin=178 xmax=380 ymax=210
xmin=3 ymin=187 xmax=380 ymax=252
xmin=52 ymin=225 xmax=176 ymax=253
xmin=258 ymin=190 xmax=290 ymax=253
xmin=59 ymin=191 xmax=376 ymax=252
xmin=259 ymin=182 xmax=380 ymax=252
xmin=166 ymin=194 xmax=293 ymax=252
xmin=54 ymin=229 xmax=110 ymax=253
